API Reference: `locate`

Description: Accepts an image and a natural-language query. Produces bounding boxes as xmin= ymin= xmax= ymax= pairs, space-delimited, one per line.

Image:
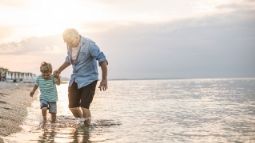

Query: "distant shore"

xmin=0 ymin=82 xmax=35 ymax=143
xmin=109 ymin=76 xmax=255 ymax=81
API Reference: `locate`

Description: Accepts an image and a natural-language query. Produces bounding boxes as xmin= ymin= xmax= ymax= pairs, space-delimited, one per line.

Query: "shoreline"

xmin=0 ymin=82 xmax=35 ymax=143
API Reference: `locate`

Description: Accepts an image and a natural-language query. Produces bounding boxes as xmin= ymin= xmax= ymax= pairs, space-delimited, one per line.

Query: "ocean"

xmin=4 ymin=78 xmax=255 ymax=143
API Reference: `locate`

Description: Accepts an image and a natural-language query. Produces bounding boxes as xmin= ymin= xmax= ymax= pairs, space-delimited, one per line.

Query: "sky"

xmin=0 ymin=0 xmax=255 ymax=79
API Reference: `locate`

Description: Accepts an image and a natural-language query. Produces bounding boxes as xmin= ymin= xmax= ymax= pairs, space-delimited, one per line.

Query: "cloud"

xmin=91 ymin=8 xmax=255 ymax=79
xmin=0 ymin=35 xmax=69 ymax=75
xmin=216 ymin=0 xmax=255 ymax=11
xmin=0 ymin=35 xmax=70 ymax=76
xmin=0 ymin=35 xmax=65 ymax=55
xmin=0 ymin=25 xmax=13 ymax=42
xmin=0 ymin=6 xmax=254 ymax=79
xmin=0 ymin=0 xmax=29 ymax=8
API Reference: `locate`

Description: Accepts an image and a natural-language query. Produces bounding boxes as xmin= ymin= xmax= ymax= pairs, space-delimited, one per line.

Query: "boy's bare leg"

xmin=42 ymin=107 xmax=48 ymax=122
xmin=69 ymin=107 xmax=83 ymax=118
xmin=51 ymin=113 xmax=56 ymax=123
xmin=82 ymin=108 xmax=91 ymax=126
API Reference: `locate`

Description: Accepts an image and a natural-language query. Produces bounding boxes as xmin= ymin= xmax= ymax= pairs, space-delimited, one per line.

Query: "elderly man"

xmin=54 ymin=28 xmax=108 ymax=126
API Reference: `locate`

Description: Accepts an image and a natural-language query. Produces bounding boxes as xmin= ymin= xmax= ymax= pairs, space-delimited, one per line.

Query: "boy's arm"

xmin=54 ymin=76 xmax=61 ymax=85
xmin=30 ymin=85 xmax=38 ymax=97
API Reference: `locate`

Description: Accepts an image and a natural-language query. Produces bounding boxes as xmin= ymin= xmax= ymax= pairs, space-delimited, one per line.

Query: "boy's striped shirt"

xmin=36 ymin=75 xmax=58 ymax=102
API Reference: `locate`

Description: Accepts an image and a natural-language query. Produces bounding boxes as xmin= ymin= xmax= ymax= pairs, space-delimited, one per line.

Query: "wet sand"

xmin=0 ymin=82 xmax=35 ymax=143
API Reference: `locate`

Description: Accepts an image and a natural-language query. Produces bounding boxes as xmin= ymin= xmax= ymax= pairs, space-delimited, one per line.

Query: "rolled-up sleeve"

xmin=89 ymin=42 xmax=108 ymax=65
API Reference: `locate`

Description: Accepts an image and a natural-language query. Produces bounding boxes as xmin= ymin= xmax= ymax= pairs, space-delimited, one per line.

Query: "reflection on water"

xmin=37 ymin=122 xmax=90 ymax=143
xmin=4 ymin=78 xmax=255 ymax=143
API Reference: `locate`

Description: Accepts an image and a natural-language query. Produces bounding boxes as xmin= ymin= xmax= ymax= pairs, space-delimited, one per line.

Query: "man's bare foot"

xmin=84 ymin=120 xmax=90 ymax=127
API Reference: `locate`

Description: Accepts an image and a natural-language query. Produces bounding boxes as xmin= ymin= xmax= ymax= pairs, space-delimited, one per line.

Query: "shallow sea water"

xmin=4 ymin=78 xmax=255 ymax=143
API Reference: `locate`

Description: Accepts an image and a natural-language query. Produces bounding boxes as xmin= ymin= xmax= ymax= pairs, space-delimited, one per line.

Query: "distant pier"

xmin=0 ymin=67 xmax=36 ymax=82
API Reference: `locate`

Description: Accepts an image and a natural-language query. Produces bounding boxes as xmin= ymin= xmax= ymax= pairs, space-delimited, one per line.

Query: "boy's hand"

xmin=30 ymin=91 xmax=34 ymax=97
xmin=54 ymin=76 xmax=61 ymax=85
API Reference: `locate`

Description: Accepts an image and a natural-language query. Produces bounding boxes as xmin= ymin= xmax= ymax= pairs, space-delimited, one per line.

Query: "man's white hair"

xmin=63 ymin=28 xmax=79 ymax=42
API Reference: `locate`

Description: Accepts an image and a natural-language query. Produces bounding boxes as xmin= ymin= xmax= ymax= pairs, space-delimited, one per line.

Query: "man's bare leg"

xmin=69 ymin=107 xmax=83 ymax=118
xmin=82 ymin=108 xmax=91 ymax=126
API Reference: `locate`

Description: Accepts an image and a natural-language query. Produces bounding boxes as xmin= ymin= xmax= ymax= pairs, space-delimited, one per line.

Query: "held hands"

xmin=98 ymin=79 xmax=108 ymax=91
xmin=53 ymin=70 xmax=60 ymax=77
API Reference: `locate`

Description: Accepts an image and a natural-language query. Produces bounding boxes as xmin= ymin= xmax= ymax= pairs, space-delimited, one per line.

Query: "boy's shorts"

xmin=68 ymin=80 xmax=97 ymax=109
xmin=40 ymin=100 xmax=57 ymax=113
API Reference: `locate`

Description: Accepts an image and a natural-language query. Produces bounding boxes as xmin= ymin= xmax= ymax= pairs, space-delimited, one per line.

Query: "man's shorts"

xmin=68 ymin=81 xmax=97 ymax=109
xmin=40 ymin=100 xmax=57 ymax=113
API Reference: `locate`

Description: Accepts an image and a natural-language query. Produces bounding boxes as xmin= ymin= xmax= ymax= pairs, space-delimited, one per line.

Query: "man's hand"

xmin=98 ymin=79 xmax=108 ymax=91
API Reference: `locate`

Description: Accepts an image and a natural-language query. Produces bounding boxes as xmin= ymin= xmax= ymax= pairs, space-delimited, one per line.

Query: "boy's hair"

xmin=40 ymin=62 xmax=52 ymax=73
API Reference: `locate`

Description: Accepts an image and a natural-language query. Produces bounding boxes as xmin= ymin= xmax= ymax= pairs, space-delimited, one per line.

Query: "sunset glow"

xmin=0 ymin=0 xmax=254 ymax=78
xmin=0 ymin=0 xmax=245 ymax=42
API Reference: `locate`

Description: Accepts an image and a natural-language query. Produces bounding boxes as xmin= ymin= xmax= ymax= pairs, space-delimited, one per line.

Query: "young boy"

xmin=30 ymin=62 xmax=60 ymax=123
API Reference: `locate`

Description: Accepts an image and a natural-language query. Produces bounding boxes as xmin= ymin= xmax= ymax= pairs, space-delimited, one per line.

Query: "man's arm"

xmin=98 ymin=61 xmax=108 ymax=91
xmin=54 ymin=61 xmax=70 ymax=76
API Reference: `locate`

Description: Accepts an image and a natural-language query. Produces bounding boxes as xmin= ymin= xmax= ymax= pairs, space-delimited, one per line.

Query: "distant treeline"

xmin=0 ymin=67 xmax=36 ymax=82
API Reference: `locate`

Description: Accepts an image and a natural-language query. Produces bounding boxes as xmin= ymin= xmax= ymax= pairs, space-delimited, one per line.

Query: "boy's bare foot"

xmin=39 ymin=120 xmax=47 ymax=129
xmin=42 ymin=117 xmax=47 ymax=123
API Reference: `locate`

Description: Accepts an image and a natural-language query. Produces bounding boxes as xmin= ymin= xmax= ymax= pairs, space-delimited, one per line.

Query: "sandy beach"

xmin=0 ymin=82 xmax=35 ymax=143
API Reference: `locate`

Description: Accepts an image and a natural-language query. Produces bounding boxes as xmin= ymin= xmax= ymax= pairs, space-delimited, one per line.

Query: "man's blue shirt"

xmin=65 ymin=36 xmax=107 ymax=89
